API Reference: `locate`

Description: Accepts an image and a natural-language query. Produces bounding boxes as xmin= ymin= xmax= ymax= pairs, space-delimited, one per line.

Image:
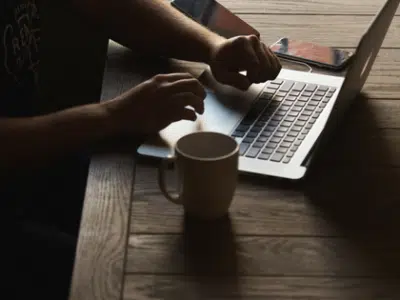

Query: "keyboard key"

xmin=274 ymin=131 xmax=285 ymax=138
xmin=302 ymin=91 xmax=312 ymax=97
xmin=295 ymin=101 xmax=306 ymax=107
xmin=274 ymin=96 xmax=284 ymax=101
xmin=262 ymin=148 xmax=274 ymax=154
xmin=288 ymin=111 xmax=299 ymax=117
xmin=266 ymin=142 xmax=278 ymax=149
xmin=271 ymin=79 xmax=283 ymax=85
xmin=298 ymin=96 xmax=309 ymax=102
xmin=277 ymin=127 xmax=289 ymax=133
xmin=295 ymin=120 xmax=306 ymax=127
xmin=271 ymin=137 xmax=281 ymax=143
xmin=293 ymin=82 xmax=306 ymax=91
xmin=302 ymin=110 xmax=312 ymax=116
xmin=289 ymin=91 xmax=300 ymax=97
xmin=312 ymin=96 xmax=323 ymax=101
xmin=294 ymin=140 xmax=302 ymax=146
xmin=292 ymin=125 xmax=302 ymax=132
xmin=285 ymin=116 xmax=296 ymax=122
xmin=260 ymin=92 xmax=274 ymax=100
xmin=239 ymin=143 xmax=250 ymax=155
xmin=281 ymin=121 xmax=292 ymax=127
xmin=292 ymin=106 xmax=302 ymax=112
xmin=298 ymin=134 xmax=307 ymax=140
xmin=322 ymin=98 xmax=329 ymax=103
xmin=288 ymin=131 xmax=299 ymax=137
xmin=281 ymin=142 xmax=292 ymax=148
xmin=316 ymin=108 xmax=323 ymax=113
xmin=286 ymin=150 xmax=295 ymax=157
xmin=320 ymin=103 xmax=327 ymax=108
xmin=246 ymin=147 xmax=261 ymax=158
xmin=256 ymin=136 xmax=268 ymax=143
xmin=298 ymin=115 xmax=309 ymax=121
xmin=309 ymin=100 xmax=319 ymax=106
xmin=269 ymin=120 xmax=280 ymax=126
xmin=232 ymin=130 xmax=245 ymax=138
xmin=305 ymin=105 xmax=315 ymax=111
xmin=329 ymin=87 xmax=336 ymax=92
xmin=276 ymin=147 xmax=288 ymax=154
xmin=315 ymin=91 xmax=326 ymax=97
xmin=276 ymin=91 xmax=287 ymax=97
xmin=305 ymin=123 xmax=313 ymax=130
xmin=243 ymin=137 xmax=254 ymax=143
xmin=246 ymin=132 xmax=258 ymax=138
xmin=250 ymin=126 xmax=263 ymax=133
xmin=280 ymin=80 xmax=294 ymax=92
xmin=253 ymin=142 xmax=264 ymax=148
xmin=318 ymin=86 xmax=329 ymax=92
xmin=275 ymin=110 xmax=286 ymax=116
xmin=284 ymin=136 xmax=295 ymax=143
xmin=283 ymin=157 xmax=291 ymax=164
xmin=261 ymin=131 xmax=272 ymax=137
xmin=271 ymin=152 xmax=284 ymax=162
xmin=305 ymin=84 xmax=317 ymax=92
xmin=285 ymin=100 xmax=295 ymax=106
xmin=258 ymin=153 xmax=271 ymax=160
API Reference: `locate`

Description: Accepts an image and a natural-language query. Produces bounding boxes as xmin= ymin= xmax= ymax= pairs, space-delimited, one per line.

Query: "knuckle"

xmin=152 ymin=74 xmax=166 ymax=83
xmin=248 ymin=34 xmax=259 ymax=43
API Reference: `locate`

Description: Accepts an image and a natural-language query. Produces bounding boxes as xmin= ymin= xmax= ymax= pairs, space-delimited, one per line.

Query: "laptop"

xmin=137 ymin=0 xmax=399 ymax=180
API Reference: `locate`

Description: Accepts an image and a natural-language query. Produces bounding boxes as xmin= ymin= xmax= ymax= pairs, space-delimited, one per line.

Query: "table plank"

xmin=69 ymin=156 xmax=135 ymax=300
xmin=131 ymin=164 xmax=400 ymax=236
xmin=124 ymin=275 xmax=400 ymax=300
xmin=219 ymin=0 xmax=400 ymax=15
xmin=238 ymin=15 xmax=400 ymax=48
xmin=125 ymin=233 xmax=400 ymax=277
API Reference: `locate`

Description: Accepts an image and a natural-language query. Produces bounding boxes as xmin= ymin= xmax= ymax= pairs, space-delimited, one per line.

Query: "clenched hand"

xmin=209 ymin=35 xmax=282 ymax=90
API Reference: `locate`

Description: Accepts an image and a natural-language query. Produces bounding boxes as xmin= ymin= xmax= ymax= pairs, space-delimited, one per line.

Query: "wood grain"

xmin=219 ymin=0 xmax=400 ymax=15
xmin=236 ymin=15 xmax=400 ymax=48
xmin=69 ymin=155 xmax=135 ymax=300
xmin=124 ymin=275 xmax=400 ymax=300
xmin=125 ymin=233 xmax=400 ymax=277
xmin=130 ymin=164 xmax=400 ymax=236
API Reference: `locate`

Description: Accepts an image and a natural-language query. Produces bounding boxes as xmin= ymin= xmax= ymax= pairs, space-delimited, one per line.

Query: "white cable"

xmin=279 ymin=57 xmax=313 ymax=73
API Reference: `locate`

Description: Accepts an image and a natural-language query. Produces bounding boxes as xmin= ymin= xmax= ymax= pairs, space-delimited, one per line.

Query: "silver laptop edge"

xmin=137 ymin=0 xmax=399 ymax=180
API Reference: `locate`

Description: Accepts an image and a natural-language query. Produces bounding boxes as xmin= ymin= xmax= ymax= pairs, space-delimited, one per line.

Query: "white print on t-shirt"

xmin=3 ymin=1 xmax=40 ymax=85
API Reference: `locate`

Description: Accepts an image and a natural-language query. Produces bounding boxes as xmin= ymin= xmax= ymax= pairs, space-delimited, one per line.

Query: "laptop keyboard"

xmin=231 ymin=79 xmax=336 ymax=164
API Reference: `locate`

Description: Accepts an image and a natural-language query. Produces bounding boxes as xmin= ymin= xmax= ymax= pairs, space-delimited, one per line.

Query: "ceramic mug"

xmin=158 ymin=131 xmax=239 ymax=219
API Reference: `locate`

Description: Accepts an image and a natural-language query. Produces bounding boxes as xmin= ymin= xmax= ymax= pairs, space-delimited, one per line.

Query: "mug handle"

xmin=157 ymin=157 xmax=183 ymax=205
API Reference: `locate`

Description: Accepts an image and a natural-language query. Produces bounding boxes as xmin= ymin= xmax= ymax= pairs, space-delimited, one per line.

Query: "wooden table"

xmin=69 ymin=1 xmax=400 ymax=299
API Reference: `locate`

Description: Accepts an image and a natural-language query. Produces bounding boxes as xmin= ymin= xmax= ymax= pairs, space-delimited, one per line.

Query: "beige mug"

xmin=158 ymin=131 xmax=239 ymax=219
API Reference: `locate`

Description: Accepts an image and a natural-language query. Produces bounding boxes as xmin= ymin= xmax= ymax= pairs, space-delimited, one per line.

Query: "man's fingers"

xmin=169 ymin=92 xmax=205 ymax=115
xmin=214 ymin=69 xmax=252 ymax=91
xmin=162 ymin=78 xmax=206 ymax=99
xmin=169 ymin=107 xmax=197 ymax=123
xmin=240 ymin=35 xmax=261 ymax=82
xmin=264 ymin=44 xmax=282 ymax=79
xmin=251 ymin=38 xmax=271 ymax=82
xmin=153 ymin=72 xmax=194 ymax=83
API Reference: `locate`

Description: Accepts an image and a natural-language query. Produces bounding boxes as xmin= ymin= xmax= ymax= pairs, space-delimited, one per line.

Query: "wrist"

xmin=203 ymin=33 xmax=226 ymax=64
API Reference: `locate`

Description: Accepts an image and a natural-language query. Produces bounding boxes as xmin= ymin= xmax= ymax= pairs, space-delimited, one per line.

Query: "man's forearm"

xmin=77 ymin=0 xmax=225 ymax=63
xmin=0 ymin=103 xmax=112 ymax=173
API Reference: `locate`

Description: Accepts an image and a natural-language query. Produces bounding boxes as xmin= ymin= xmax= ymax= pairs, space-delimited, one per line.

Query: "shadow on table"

xmin=303 ymin=93 xmax=400 ymax=289
xmin=179 ymin=214 xmax=243 ymax=299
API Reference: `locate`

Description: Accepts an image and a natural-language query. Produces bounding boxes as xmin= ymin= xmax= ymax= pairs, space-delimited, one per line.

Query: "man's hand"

xmin=209 ymin=35 xmax=282 ymax=90
xmin=103 ymin=73 xmax=206 ymax=136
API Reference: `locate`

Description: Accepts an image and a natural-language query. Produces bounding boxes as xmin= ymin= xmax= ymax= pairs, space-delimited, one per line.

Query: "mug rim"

xmin=175 ymin=131 xmax=239 ymax=162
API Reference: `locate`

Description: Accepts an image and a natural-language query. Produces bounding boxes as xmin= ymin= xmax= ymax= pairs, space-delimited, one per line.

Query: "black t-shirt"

xmin=0 ymin=0 xmax=40 ymax=117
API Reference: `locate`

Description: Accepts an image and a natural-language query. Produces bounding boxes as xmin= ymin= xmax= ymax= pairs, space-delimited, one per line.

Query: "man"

xmin=1 ymin=0 xmax=281 ymax=298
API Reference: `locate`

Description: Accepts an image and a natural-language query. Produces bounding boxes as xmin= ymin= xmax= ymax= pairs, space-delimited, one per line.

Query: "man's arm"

xmin=75 ymin=0 xmax=225 ymax=63
xmin=0 ymin=103 xmax=111 ymax=175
